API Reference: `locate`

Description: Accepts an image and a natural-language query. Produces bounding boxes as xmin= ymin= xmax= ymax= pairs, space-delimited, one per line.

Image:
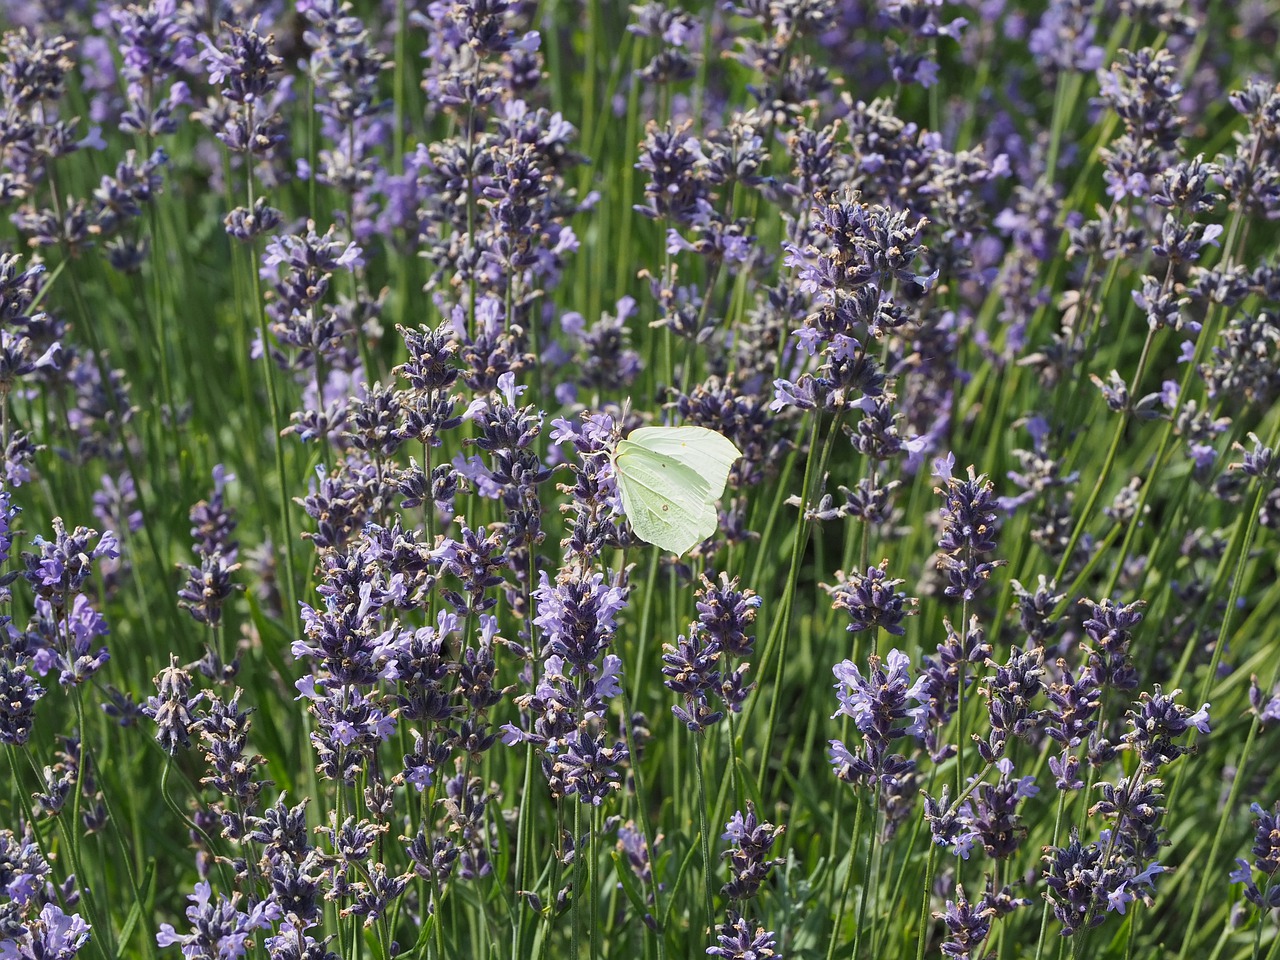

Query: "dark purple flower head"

xmin=177 ymin=552 xmax=242 ymax=628
xmin=831 ymin=649 xmax=928 ymax=748
xmin=706 ymin=913 xmax=778 ymax=959
xmin=917 ymin=616 xmax=990 ymax=762
xmin=1044 ymin=659 xmax=1101 ymax=785
xmin=662 ymin=628 xmax=723 ymax=733
xmin=1233 ymin=799 xmax=1280 ymax=909
xmin=0 ymin=329 xmax=60 ymax=394
xmin=1010 ymin=576 xmax=1065 ymax=649
xmin=696 ymin=573 xmax=761 ymax=657
xmin=1081 ymin=597 xmax=1144 ymax=691
xmin=720 ymin=803 xmax=785 ymax=901
xmin=977 ymin=646 xmax=1044 ymax=763
xmin=155 ymin=881 xmax=281 ymax=959
xmin=224 ymin=198 xmax=282 ymax=242
xmin=21 ymin=519 xmax=118 ymax=610
xmin=1248 ymin=801 xmax=1280 ymax=877
xmin=0 ymin=490 xmax=20 ymax=605
xmin=958 ymin=759 xmax=1039 ymax=860
xmin=934 ymin=885 xmax=995 ymax=959
xmin=558 ymin=726 xmax=628 ymax=806
xmin=142 ymin=655 xmax=201 ymax=755
xmin=932 ymin=456 xmax=1005 ymax=602
xmin=0 ymin=659 xmax=44 ymax=746
xmin=300 ymin=680 xmax=395 ymax=785
xmin=197 ymin=22 xmax=281 ymax=105
xmin=827 ymin=560 xmax=917 ymax=636
xmin=189 ymin=466 xmax=238 ymax=560
xmin=1121 ymin=686 xmax=1209 ymax=770
xmin=1250 ymin=675 xmax=1280 ymax=727
xmin=1090 ymin=775 xmax=1167 ymax=864
xmin=634 ymin=120 xmax=708 ymax=224
xmin=195 ymin=689 xmax=271 ymax=835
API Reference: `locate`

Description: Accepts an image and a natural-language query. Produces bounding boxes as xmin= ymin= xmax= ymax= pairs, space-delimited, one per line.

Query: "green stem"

xmin=1034 ymin=788 xmax=1071 ymax=960
xmin=749 ymin=410 xmax=843 ymax=795
xmin=1174 ymin=471 xmax=1277 ymax=960
xmin=827 ymin=790 xmax=864 ymax=960
xmin=693 ymin=733 xmax=715 ymax=942
xmin=851 ymin=799 xmax=881 ymax=960
xmin=245 ymin=173 xmax=299 ymax=634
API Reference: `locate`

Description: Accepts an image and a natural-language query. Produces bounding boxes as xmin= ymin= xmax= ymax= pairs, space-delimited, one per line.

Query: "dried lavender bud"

xmin=177 ymin=552 xmax=242 ymax=628
xmin=143 ymin=655 xmax=201 ymax=755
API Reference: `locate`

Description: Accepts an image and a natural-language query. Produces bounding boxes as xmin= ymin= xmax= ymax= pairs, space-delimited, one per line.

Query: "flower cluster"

xmin=662 ymin=573 xmax=761 ymax=732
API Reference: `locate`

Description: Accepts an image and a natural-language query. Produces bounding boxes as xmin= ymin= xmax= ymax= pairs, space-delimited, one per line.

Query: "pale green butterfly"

xmin=610 ymin=426 xmax=743 ymax=556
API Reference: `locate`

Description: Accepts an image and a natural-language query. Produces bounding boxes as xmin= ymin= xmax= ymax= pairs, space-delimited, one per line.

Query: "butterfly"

xmin=610 ymin=426 xmax=743 ymax=556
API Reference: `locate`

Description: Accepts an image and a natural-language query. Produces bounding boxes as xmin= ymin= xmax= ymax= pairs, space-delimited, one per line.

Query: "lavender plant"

xmin=0 ymin=3 xmax=1278 ymax=960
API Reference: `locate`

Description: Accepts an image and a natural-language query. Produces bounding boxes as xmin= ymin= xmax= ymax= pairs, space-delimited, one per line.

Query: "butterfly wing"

xmin=626 ymin=426 xmax=742 ymax=498
xmin=614 ymin=443 xmax=721 ymax=556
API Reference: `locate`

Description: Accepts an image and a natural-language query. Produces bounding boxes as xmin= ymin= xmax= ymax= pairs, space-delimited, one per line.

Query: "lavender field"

xmin=1 ymin=1 xmax=1279 ymax=958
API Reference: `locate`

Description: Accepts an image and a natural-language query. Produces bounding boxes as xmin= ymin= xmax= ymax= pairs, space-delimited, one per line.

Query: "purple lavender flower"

xmin=832 ymin=649 xmax=928 ymax=742
xmin=1120 ymin=686 xmax=1209 ymax=771
xmin=826 ymin=560 xmax=917 ymax=636
xmin=27 ymin=595 xmax=110 ymax=687
xmin=976 ymin=646 xmax=1044 ymax=763
xmin=1 ymin=903 xmax=92 ymax=960
xmin=0 ymin=490 xmax=20 ymax=607
xmin=932 ymin=455 xmax=1005 ymax=603
xmin=1250 ymin=676 xmax=1280 ymax=727
xmin=616 ymin=820 xmax=655 ymax=888
xmin=177 ymin=552 xmax=242 ymax=628
xmin=103 ymin=0 xmax=194 ymax=137
xmin=917 ymin=617 xmax=990 ymax=762
xmin=20 ymin=519 xmax=118 ymax=610
xmin=1044 ymin=660 xmax=1101 ymax=789
xmin=142 ymin=656 xmax=201 ymax=755
xmin=829 ymin=650 xmax=926 ymax=811
xmin=956 ymin=759 xmax=1039 ymax=859
xmin=155 ymin=882 xmax=281 ymax=959
xmin=1232 ymin=802 xmax=1280 ymax=909
xmin=1081 ymin=597 xmax=1144 ymax=691
xmin=189 ymin=466 xmax=238 ymax=560
xmin=0 ymin=659 xmax=44 ymax=746
xmin=934 ymin=885 xmax=994 ymax=959
xmin=194 ymin=689 xmax=270 ymax=838
xmin=663 ymin=574 xmax=761 ymax=731
xmin=505 ymin=568 xmax=629 ymax=804
xmin=706 ymin=913 xmax=778 ymax=959
xmin=720 ymin=803 xmax=784 ymax=901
